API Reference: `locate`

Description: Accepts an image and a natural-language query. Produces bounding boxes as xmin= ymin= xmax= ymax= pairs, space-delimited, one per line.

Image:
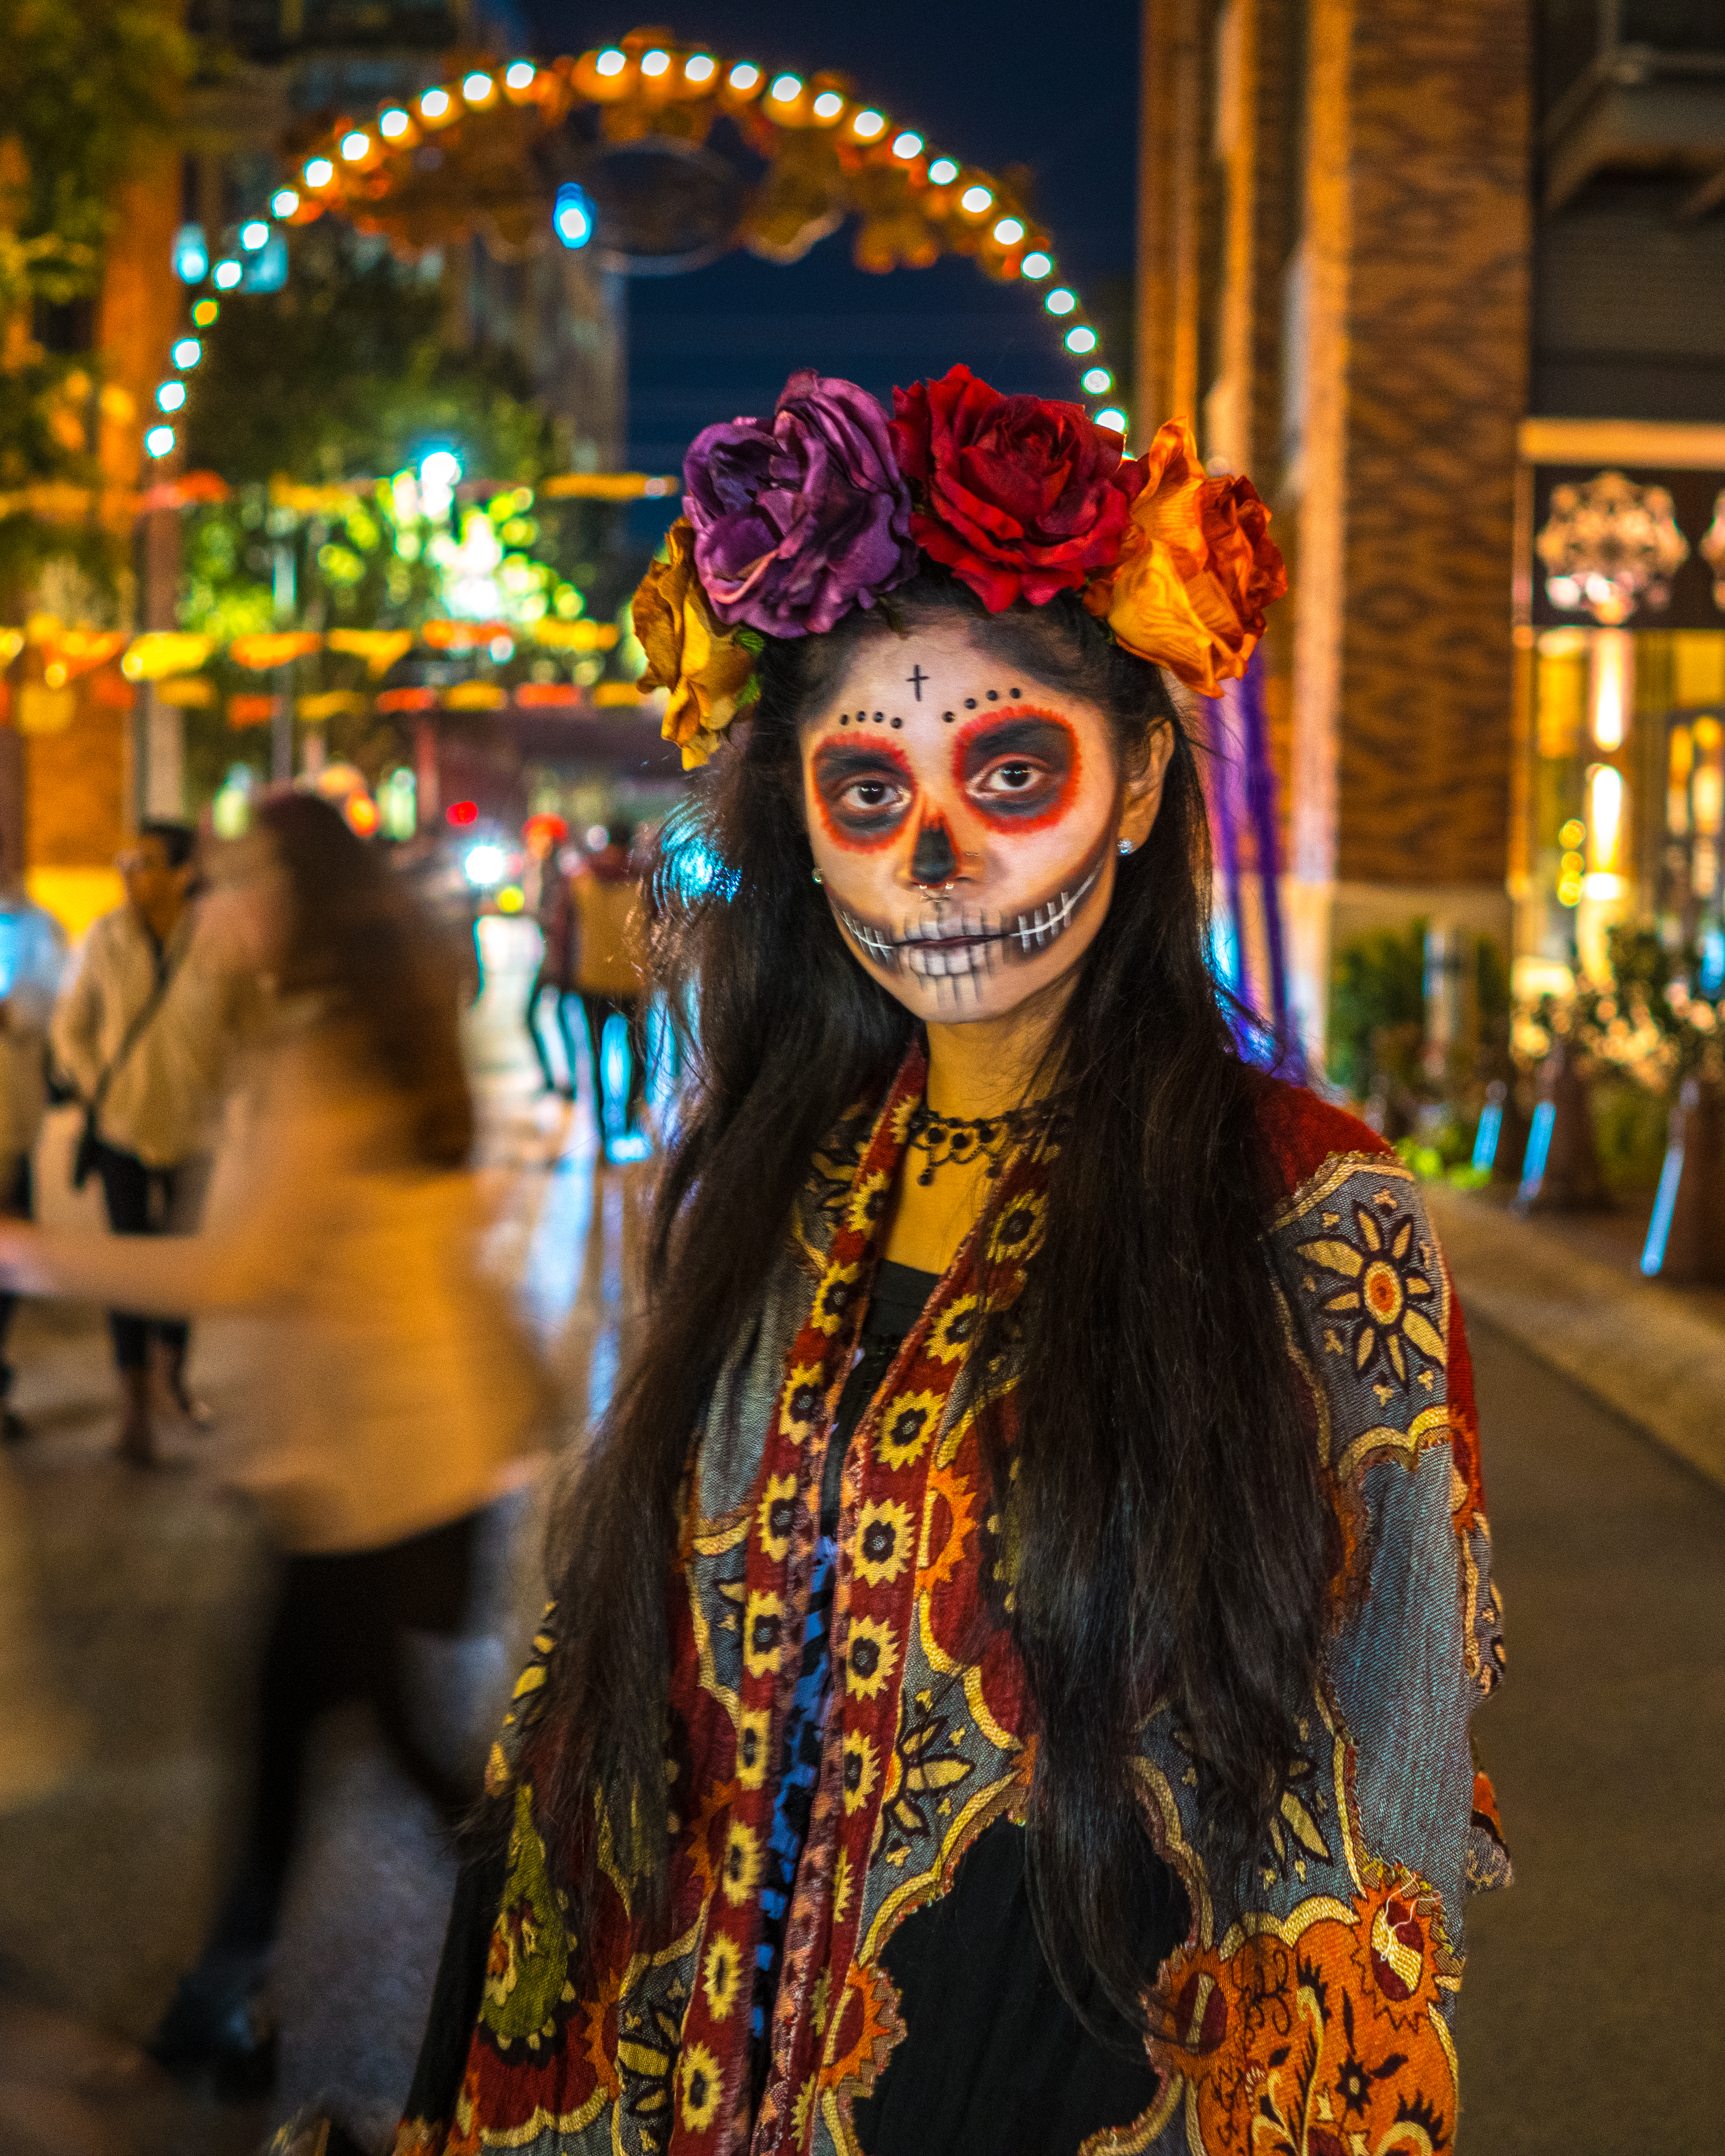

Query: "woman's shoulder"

xmin=1245 ymin=1069 xmax=1393 ymax=1203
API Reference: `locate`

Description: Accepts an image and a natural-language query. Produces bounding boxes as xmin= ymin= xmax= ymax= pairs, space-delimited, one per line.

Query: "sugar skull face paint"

xmin=802 ymin=619 xmax=1167 ymax=1025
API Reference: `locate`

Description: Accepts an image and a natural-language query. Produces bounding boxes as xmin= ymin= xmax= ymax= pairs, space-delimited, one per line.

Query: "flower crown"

xmin=633 ymin=363 xmax=1286 ymax=769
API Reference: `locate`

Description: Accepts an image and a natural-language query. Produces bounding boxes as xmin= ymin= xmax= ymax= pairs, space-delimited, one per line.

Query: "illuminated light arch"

xmin=274 ymin=25 xmax=1129 ymax=435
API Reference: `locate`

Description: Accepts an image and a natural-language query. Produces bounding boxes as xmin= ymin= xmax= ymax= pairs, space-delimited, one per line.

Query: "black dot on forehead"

xmin=839 ymin=712 xmax=850 ymax=724
xmin=873 ymin=710 xmax=884 ymax=723
xmin=890 ymin=715 xmax=902 ymax=728
xmin=964 ymin=698 xmax=977 ymax=710
xmin=942 ymin=710 xmax=954 ymax=722
xmin=1010 ymin=686 xmax=1021 ymax=698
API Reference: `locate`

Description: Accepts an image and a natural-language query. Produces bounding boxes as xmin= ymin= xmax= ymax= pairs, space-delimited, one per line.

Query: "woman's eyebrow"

xmin=812 ymin=741 xmax=913 ymax=783
xmin=958 ymin=715 xmax=1074 ymax=761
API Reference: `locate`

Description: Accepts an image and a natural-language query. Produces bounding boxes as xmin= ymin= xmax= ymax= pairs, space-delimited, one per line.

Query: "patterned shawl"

xmin=396 ymin=1055 xmax=1508 ymax=2156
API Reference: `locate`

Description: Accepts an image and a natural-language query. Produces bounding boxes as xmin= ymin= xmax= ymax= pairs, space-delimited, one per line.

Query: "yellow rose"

xmin=631 ymin=518 xmax=758 ymax=768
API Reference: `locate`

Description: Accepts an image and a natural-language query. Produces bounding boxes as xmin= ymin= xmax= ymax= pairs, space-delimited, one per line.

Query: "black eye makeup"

xmin=812 ymin=738 xmax=914 ymax=850
xmin=955 ymin=710 xmax=1080 ymax=830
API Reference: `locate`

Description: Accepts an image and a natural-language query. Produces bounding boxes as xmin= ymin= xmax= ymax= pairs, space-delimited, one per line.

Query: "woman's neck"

xmin=881 ymin=978 xmax=1073 ymax=1276
xmin=922 ymin=969 xmax=1073 ymax=1120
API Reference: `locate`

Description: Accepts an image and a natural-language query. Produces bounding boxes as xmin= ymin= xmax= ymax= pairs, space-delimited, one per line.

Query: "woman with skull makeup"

xmin=395 ymin=370 xmax=1508 ymax=2156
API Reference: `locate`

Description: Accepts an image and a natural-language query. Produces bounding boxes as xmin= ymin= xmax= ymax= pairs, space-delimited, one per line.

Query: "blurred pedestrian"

xmin=522 ymin=814 xmax=580 ymax=1097
xmin=571 ymin=824 xmax=647 ymax=1155
xmin=49 ymin=823 xmax=240 ymax=1464
xmin=0 ymin=794 xmax=548 ymax=2098
xmin=0 ymin=857 xmax=65 ymax=1443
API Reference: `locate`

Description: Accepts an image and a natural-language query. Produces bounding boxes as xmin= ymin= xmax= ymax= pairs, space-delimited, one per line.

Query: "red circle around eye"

xmin=955 ymin=706 xmax=1081 ymax=833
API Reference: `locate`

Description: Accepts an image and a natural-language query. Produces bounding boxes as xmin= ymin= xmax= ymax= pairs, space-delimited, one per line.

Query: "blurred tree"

xmin=0 ymin=0 xmax=190 ymax=602
xmin=1328 ymin=919 xmax=1428 ymax=1100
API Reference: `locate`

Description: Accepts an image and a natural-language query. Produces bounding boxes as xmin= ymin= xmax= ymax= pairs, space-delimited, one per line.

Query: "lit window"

xmin=596 ymin=48 xmax=627 ymax=77
xmin=462 ymin=72 xmax=494 ymax=103
xmin=813 ymin=91 xmax=844 ymax=120
xmin=729 ymin=62 xmax=761 ymax=91
xmin=1065 ymin=325 xmax=1098 ymax=353
xmin=303 ymin=157 xmax=335 ymax=187
xmin=892 ymin=131 xmax=923 ymax=159
xmin=145 ymin=425 xmax=176 ymax=458
xmin=992 ymin=216 xmax=1024 ymax=246
xmin=851 ymin=109 xmax=886 ymax=139
xmin=960 ymin=184 xmax=993 ymax=214
xmin=641 ymin=50 xmax=670 ymax=77
xmin=379 ymin=108 xmax=410 ymax=138
xmin=928 ymin=157 xmax=959 ymax=184
xmin=505 ymin=61 xmax=536 ymax=90
xmin=270 ymin=187 xmax=300 ymax=218
xmin=769 ymin=74 xmax=802 ymax=102
xmin=684 ymin=54 xmax=716 ymax=83
xmin=419 ymin=88 xmax=451 ymax=118
xmin=1020 ymin=251 xmax=1052 ymax=278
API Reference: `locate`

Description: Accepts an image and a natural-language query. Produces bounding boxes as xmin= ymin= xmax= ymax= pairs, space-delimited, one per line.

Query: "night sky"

xmin=509 ymin=1 xmax=1140 ymax=496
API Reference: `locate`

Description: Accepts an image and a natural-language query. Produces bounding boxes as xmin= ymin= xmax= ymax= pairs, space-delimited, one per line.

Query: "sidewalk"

xmin=1426 ymin=1179 xmax=1725 ymax=1493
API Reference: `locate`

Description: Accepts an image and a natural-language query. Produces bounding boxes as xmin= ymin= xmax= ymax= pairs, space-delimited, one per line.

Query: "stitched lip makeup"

xmin=832 ymin=826 xmax=1113 ymax=979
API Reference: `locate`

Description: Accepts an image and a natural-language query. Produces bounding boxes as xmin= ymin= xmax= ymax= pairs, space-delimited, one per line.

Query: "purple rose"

xmin=682 ymin=369 xmax=919 ymax=636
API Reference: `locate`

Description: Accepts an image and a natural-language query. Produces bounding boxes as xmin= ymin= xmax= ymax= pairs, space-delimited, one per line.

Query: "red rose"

xmin=890 ymin=364 xmax=1142 ymax=612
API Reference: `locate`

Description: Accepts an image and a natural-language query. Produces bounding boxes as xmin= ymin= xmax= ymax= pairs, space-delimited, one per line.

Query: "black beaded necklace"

xmin=904 ymin=1098 xmax=1062 ymax=1187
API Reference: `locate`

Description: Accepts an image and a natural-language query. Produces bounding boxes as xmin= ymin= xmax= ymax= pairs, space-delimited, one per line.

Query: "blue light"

xmin=553 ymin=182 xmax=595 ymax=250
xmin=240 ymin=232 xmax=288 ymax=293
xmin=1641 ymin=1141 xmax=1686 ymax=1275
xmin=1702 ymin=923 xmax=1725 ymax=996
xmin=1517 ymin=1100 xmax=1555 ymax=1200
xmin=1470 ymin=1101 xmax=1502 ymax=1174
xmin=172 ymin=222 xmax=208 ymax=283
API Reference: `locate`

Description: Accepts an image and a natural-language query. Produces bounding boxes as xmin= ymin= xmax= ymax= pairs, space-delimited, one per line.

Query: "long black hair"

xmin=254 ymin=792 xmax=475 ymax=1169
xmin=535 ymin=568 xmax=1329 ymax=2023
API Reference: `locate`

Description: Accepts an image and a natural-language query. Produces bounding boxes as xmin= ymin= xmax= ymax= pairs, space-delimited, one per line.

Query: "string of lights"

xmin=147 ymin=31 xmax=1128 ymax=469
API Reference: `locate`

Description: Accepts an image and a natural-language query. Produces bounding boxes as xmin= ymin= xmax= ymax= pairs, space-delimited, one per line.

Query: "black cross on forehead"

xmin=907 ymin=664 xmax=928 ymax=700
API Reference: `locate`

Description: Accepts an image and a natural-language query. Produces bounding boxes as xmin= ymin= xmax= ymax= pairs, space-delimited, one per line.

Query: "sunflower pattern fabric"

xmin=395 ymin=1059 xmax=1507 ymax=2156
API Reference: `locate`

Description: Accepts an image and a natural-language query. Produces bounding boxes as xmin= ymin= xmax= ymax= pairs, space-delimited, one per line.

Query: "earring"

xmin=1117 ymin=839 xmax=1133 ymax=856
xmin=812 ymin=867 xmax=824 ymax=885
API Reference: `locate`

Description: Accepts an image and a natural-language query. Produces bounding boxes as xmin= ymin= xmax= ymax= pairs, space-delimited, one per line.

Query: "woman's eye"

xmin=843 ymin=778 xmax=900 ymax=811
xmin=978 ymin=760 xmax=1045 ymax=796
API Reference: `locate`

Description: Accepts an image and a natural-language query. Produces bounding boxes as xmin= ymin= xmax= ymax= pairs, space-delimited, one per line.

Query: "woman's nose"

xmin=909 ymin=819 xmax=958 ymax=889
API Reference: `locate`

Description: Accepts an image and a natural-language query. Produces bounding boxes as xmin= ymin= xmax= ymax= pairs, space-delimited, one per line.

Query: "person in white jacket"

xmin=49 ymin=821 xmax=243 ymax=1461
xmin=0 ymin=792 xmax=549 ymax=2097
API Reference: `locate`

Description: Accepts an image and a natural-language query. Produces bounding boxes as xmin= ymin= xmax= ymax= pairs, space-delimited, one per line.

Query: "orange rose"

xmin=1085 ymin=419 xmax=1286 ymax=697
xmin=631 ymin=518 xmax=759 ymax=768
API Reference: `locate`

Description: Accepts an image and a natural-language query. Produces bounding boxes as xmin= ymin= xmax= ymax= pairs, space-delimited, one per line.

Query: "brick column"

xmin=1286 ymin=0 xmax=1531 ymax=1046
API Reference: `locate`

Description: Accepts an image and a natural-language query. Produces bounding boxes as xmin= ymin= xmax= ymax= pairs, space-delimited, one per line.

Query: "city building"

xmin=1138 ymin=0 xmax=1725 ymax=1056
